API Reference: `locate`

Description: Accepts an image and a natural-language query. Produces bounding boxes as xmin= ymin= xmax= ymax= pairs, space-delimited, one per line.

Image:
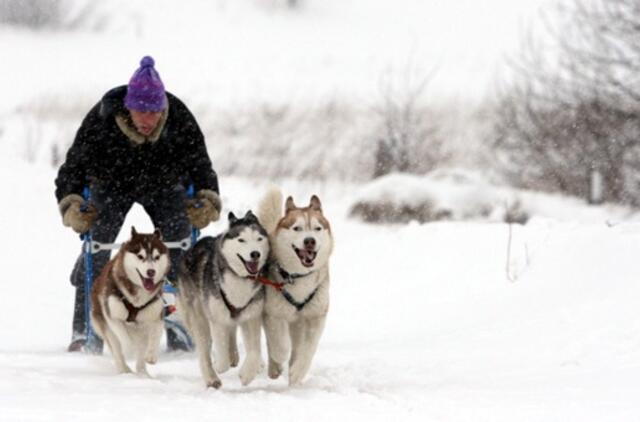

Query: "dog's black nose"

xmin=147 ymin=269 xmax=156 ymax=278
xmin=250 ymin=251 xmax=260 ymax=260
xmin=304 ymin=237 xmax=316 ymax=249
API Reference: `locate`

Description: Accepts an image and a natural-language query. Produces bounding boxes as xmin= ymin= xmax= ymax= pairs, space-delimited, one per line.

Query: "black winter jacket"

xmin=55 ymin=86 xmax=218 ymax=201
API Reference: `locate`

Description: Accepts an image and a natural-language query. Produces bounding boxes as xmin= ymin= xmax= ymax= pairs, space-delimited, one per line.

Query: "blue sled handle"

xmin=81 ymin=187 xmax=100 ymax=353
xmin=186 ymin=184 xmax=201 ymax=246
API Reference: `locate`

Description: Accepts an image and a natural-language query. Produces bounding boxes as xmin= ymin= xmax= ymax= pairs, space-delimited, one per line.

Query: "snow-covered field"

xmin=2 ymin=158 xmax=640 ymax=421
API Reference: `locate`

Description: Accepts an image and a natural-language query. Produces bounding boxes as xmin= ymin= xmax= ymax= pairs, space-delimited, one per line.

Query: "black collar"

xmin=276 ymin=264 xmax=314 ymax=284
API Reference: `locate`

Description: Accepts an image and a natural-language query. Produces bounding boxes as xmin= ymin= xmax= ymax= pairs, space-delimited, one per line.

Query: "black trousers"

xmin=70 ymin=184 xmax=190 ymax=344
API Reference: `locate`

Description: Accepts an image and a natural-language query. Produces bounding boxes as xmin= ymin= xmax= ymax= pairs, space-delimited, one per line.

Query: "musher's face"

xmin=129 ymin=109 xmax=163 ymax=136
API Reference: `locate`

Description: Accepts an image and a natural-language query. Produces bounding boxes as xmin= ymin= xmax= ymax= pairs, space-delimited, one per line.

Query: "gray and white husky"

xmin=258 ymin=188 xmax=334 ymax=385
xmin=177 ymin=211 xmax=270 ymax=388
xmin=91 ymin=227 xmax=170 ymax=375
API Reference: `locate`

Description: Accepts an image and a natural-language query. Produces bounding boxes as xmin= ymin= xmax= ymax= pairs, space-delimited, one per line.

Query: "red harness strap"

xmin=254 ymin=275 xmax=285 ymax=291
xmin=253 ymin=274 xmax=318 ymax=312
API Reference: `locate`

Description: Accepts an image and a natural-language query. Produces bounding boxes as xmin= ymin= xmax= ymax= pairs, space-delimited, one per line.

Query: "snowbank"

xmin=349 ymin=170 xmax=638 ymax=224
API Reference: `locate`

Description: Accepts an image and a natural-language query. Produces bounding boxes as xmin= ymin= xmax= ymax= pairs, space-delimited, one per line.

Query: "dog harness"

xmin=255 ymin=265 xmax=319 ymax=312
xmin=113 ymin=288 xmax=161 ymax=323
xmin=281 ymin=287 xmax=319 ymax=312
xmin=219 ymin=286 xmax=261 ymax=319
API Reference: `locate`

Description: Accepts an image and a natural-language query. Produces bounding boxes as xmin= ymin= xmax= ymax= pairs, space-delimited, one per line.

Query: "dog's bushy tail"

xmin=258 ymin=186 xmax=283 ymax=234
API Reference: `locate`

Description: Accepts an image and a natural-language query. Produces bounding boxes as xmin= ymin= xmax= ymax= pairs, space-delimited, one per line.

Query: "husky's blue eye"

xmin=293 ymin=226 xmax=302 ymax=232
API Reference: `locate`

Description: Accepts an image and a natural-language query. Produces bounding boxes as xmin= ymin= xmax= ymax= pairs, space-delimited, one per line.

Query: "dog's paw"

xmin=268 ymin=358 xmax=283 ymax=379
xmin=239 ymin=357 xmax=262 ymax=386
xmin=206 ymin=378 xmax=222 ymax=389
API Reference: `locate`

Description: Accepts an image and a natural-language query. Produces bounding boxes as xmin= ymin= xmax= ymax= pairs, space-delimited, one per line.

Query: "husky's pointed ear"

xmin=309 ymin=195 xmax=322 ymax=211
xmin=153 ymin=228 xmax=163 ymax=240
xmin=244 ymin=210 xmax=258 ymax=223
xmin=285 ymin=196 xmax=297 ymax=212
xmin=131 ymin=226 xmax=138 ymax=237
xmin=228 ymin=212 xmax=238 ymax=225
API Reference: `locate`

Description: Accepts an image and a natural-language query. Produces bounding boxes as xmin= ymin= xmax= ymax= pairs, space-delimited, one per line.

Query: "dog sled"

xmin=79 ymin=185 xmax=200 ymax=354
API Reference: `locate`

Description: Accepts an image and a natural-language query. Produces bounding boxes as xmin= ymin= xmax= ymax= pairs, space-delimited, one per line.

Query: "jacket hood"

xmin=99 ymin=86 xmax=129 ymax=119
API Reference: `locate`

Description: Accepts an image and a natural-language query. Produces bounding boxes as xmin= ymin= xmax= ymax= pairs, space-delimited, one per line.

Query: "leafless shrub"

xmin=0 ymin=0 xmax=62 ymax=29
xmin=201 ymin=99 xmax=374 ymax=180
xmin=372 ymin=62 xmax=448 ymax=178
xmin=493 ymin=0 xmax=640 ymax=205
xmin=504 ymin=200 xmax=529 ymax=225
xmin=254 ymin=0 xmax=304 ymax=12
xmin=0 ymin=0 xmax=95 ymax=30
xmin=349 ymin=199 xmax=445 ymax=224
xmin=7 ymin=94 xmax=91 ymax=165
xmin=350 ymin=194 xmax=529 ymax=225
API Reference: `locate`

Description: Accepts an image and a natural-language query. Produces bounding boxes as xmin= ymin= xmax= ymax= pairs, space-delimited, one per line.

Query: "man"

xmin=55 ymin=56 xmax=221 ymax=352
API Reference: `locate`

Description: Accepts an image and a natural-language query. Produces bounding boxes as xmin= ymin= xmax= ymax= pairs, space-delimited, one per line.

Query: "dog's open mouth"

xmin=136 ymin=270 xmax=157 ymax=292
xmin=237 ymin=254 xmax=260 ymax=276
xmin=293 ymin=245 xmax=317 ymax=267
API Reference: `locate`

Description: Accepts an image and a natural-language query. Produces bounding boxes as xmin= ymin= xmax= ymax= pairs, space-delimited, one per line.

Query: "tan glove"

xmin=186 ymin=189 xmax=221 ymax=229
xmin=59 ymin=194 xmax=97 ymax=234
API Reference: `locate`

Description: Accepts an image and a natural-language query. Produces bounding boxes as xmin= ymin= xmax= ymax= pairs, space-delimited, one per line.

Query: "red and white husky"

xmin=91 ymin=227 xmax=170 ymax=375
xmin=258 ymin=188 xmax=334 ymax=385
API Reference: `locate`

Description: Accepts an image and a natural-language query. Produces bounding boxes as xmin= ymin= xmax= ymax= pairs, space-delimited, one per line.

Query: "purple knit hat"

xmin=124 ymin=56 xmax=167 ymax=112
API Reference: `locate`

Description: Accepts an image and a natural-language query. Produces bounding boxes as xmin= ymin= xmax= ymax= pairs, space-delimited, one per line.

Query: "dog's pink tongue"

xmin=297 ymin=248 xmax=316 ymax=267
xmin=143 ymin=278 xmax=156 ymax=291
xmin=247 ymin=261 xmax=259 ymax=274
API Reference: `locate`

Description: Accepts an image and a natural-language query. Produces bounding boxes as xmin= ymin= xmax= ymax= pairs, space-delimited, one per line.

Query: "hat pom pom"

xmin=140 ymin=56 xmax=155 ymax=68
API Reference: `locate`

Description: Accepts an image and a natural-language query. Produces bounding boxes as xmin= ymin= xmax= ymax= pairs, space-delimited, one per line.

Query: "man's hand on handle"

xmin=59 ymin=194 xmax=97 ymax=234
xmin=186 ymin=189 xmax=221 ymax=229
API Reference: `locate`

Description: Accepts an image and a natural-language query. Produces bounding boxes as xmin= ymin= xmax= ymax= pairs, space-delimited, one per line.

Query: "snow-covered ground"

xmin=2 ymin=157 xmax=640 ymax=421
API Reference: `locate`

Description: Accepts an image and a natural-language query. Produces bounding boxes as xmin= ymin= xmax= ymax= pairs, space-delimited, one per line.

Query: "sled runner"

xmin=80 ymin=185 xmax=200 ymax=354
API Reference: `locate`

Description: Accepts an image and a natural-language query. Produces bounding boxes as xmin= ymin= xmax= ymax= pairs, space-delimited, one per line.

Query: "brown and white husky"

xmin=90 ymin=227 xmax=170 ymax=375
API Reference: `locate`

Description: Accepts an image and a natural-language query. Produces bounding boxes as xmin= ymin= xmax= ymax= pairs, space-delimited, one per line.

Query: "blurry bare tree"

xmin=494 ymin=0 xmax=640 ymax=204
xmin=0 ymin=0 xmax=64 ymax=28
xmin=373 ymin=64 xmax=447 ymax=178
xmin=0 ymin=0 xmax=94 ymax=30
xmin=257 ymin=0 xmax=302 ymax=11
